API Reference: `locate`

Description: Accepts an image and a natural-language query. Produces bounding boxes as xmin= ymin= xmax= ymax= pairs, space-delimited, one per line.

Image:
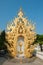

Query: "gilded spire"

xmin=18 ymin=8 xmax=24 ymax=17
xmin=20 ymin=7 xmax=22 ymax=11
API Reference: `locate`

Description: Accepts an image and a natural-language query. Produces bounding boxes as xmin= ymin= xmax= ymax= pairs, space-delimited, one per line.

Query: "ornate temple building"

xmin=5 ymin=8 xmax=36 ymax=58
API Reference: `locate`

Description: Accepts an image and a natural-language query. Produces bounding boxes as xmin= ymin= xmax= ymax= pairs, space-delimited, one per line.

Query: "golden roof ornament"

xmin=18 ymin=8 xmax=24 ymax=17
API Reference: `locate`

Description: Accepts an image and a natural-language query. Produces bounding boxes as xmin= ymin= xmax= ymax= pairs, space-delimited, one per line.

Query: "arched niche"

xmin=17 ymin=36 xmax=24 ymax=57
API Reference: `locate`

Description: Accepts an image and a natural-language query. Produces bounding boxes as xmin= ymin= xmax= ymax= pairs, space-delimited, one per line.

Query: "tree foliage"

xmin=0 ymin=30 xmax=6 ymax=50
xmin=35 ymin=34 xmax=43 ymax=51
xmin=36 ymin=34 xmax=43 ymax=44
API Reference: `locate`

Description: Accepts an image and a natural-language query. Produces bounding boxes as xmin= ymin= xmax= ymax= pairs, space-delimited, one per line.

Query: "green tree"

xmin=36 ymin=34 xmax=43 ymax=51
xmin=0 ymin=30 xmax=6 ymax=50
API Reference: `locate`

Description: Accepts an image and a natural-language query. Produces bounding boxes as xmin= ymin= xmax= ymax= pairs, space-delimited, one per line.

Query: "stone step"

xmin=8 ymin=57 xmax=36 ymax=63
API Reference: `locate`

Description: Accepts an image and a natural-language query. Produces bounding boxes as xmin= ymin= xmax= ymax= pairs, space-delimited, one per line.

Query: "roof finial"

xmin=20 ymin=7 xmax=22 ymax=11
xmin=18 ymin=7 xmax=24 ymax=17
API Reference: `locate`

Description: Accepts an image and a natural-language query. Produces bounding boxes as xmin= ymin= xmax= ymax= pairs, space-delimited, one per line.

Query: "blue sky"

xmin=0 ymin=0 xmax=43 ymax=34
